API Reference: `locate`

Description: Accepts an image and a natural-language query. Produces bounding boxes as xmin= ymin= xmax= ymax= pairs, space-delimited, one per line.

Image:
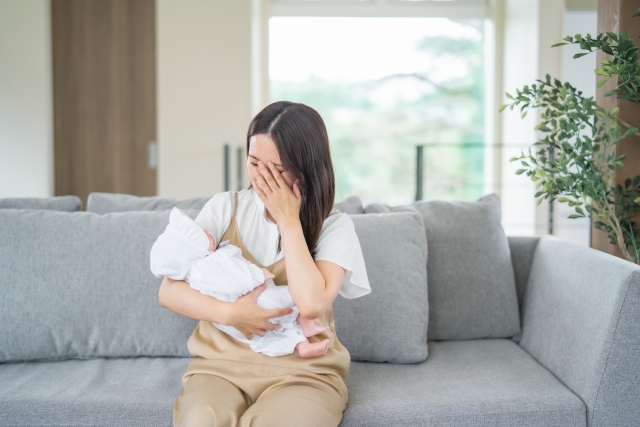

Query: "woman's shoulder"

xmin=316 ymin=210 xmax=356 ymax=251
xmin=320 ymin=208 xmax=354 ymax=234
xmin=194 ymin=191 xmax=246 ymax=240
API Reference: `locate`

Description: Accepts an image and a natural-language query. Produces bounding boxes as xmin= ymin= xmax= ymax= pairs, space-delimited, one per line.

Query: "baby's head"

xmin=150 ymin=208 xmax=216 ymax=279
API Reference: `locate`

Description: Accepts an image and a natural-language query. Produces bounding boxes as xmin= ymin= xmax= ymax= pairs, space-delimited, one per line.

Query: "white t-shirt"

xmin=195 ymin=189 xmax=371 ymax=299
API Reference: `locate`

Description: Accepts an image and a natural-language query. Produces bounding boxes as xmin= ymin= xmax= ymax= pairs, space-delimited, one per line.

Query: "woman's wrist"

xmin=215 ymin=300 xmax=236 ymax=326
xmin=278 ymin=217 xmax=302 ymax=234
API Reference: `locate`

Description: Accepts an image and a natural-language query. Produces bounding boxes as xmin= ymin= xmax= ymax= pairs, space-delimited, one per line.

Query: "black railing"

xmin=224 ymin=143 xmax=244 ymax=192
xmin=414 ymin=142 xmax=592 ymax=243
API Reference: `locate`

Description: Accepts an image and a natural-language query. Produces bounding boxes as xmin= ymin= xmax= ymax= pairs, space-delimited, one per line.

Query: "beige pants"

xmin=173 ymin=373 xmax=347 ymax=427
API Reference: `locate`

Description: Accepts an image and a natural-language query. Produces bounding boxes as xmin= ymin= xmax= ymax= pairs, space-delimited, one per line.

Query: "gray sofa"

xmin=1 ymin=193 xmax=639 ymax=427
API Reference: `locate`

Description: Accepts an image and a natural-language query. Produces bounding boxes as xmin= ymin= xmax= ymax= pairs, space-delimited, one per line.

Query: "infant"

xmin=150 ymin=207 xmax=330 ymax=358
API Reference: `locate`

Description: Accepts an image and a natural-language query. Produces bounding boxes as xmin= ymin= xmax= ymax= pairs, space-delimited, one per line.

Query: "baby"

xmin=150 ymin=207 xmax=330 ymax=358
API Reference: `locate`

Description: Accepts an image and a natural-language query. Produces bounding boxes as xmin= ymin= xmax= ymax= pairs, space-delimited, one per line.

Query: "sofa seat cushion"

xmin=0 ymin=357 xmax=190 ymax=427
xmin=0 ymin=341 xmax=585 ymax=427
xmin=341 ymin=339 xmax=586 ymax=427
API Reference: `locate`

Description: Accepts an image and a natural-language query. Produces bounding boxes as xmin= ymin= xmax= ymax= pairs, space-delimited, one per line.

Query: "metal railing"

xmin=414 ymin=142 xmax=592 ymax=244
xmin=224 ymin=143 xmax=245 ymax=192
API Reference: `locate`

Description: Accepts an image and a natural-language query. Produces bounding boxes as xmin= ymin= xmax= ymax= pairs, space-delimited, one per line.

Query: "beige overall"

xmin=173 ymin=193 xmax=350 ymax=427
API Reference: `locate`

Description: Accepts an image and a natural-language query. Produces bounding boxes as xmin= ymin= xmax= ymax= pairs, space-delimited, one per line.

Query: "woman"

xmin=159 ymin=101 xmax=370 ymax=427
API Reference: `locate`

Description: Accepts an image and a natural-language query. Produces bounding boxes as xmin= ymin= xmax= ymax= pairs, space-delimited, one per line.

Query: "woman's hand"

xmin=251 ymin=161 xmax=302 ymax=227
xmin=159 ymin=278 xmax=292 ymax=339
xmin=229 ymin=283 xmax=294 ymax=340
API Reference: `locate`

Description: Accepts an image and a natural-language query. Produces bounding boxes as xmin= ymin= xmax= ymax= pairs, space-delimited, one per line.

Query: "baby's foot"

xmin=262 ymin=268 xmax=275 ymax=282
xmin=296 ymin=339 xmax=330 ymax=358
xmin=297 ymin=315 xmax=329 ymax=337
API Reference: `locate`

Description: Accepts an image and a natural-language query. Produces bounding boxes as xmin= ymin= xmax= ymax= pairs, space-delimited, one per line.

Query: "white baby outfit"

xmin=150 ymin=207 xmax=306 ymax=357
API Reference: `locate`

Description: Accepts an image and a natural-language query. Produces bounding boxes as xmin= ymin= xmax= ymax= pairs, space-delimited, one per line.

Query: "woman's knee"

xmin=173 ymin=374 xmax=249 ymax=427
xmin=238 ymin=384 xmax=345 ymax=427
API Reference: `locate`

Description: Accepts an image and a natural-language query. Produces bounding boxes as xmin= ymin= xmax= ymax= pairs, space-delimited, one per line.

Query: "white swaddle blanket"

xmin=150 ymin=208 xmax=306 ymax=357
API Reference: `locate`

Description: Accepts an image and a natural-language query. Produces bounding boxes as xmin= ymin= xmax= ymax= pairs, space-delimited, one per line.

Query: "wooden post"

xmin=592 ymin=0 xmax=640 ymax=258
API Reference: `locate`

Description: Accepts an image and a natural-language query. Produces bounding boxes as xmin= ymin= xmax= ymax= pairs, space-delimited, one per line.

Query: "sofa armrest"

xmin=507 ymin=236 xmax=541 ymax=338
xmin=519 ymin=236 xmax=640 ymax=426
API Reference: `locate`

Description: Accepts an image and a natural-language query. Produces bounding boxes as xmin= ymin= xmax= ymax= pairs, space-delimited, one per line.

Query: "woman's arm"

xmin=251 ymin=161 xmax=346 ymax=319
xmin=158 ymin=277 xmax=293 ymax=339
xmin=279 ymin=222 xmax=346 ymax=318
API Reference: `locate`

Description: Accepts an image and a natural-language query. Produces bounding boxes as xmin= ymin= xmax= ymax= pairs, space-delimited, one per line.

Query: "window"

xmin=269 ymin=16 xmax=485 ymax=205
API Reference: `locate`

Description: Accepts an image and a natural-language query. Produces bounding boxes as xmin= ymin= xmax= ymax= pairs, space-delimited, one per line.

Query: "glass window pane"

xmin=269 ymin=17 xmax=484 ymax=205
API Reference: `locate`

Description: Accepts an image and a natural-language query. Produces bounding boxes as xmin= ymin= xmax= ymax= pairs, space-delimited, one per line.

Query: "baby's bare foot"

xmin=297 ymin=315 xmax=329 ymax=337
xmin=296 ymin=339 xmax=330 ymax=358
xmin=262 ymin=268 xmax=275 ymax=282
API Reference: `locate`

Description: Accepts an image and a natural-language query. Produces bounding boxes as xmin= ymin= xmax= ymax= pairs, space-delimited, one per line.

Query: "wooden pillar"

xmin=592 ymin=0 xmax=640 ymax=257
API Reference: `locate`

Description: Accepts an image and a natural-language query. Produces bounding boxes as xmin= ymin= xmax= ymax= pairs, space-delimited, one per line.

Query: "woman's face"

xmin=247 ymin=134 xmax=295 ymax=190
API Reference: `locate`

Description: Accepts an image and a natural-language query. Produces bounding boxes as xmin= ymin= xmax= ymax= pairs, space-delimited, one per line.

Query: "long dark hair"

xmin=247 ymin=101 xmax=335 ymax=259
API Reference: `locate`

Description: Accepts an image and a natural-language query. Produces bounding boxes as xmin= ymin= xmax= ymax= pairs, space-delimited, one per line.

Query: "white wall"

xmin=499 ymin=0 xmax=564 ymax=236
xmin=156 ymin=0 xmax=253 ymax=197
xmin=0 ymin=0 xmax=53 ymax=198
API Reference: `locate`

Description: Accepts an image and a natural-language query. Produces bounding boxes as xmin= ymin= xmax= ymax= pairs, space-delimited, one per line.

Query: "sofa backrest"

xmin=364 ymin=194 xmax=521 ymax=341
xmin=87 ymin=192 xmax=365 ymax=215
xmin=0 ymin=207 xmax=427 ymax=363
xmin=0 ymin=209 xmax=200 ymax=362
xmin=0 ymin=195 xmax=82 ymax=212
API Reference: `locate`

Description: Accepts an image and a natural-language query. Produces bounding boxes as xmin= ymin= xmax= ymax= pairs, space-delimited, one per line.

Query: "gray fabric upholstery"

xmin=335 ymin=212 xmax=428 ymax=363
xmin=341 ymin=339 xmax=585 ymax=427
xmin=363 ymin=194 xmax=520 ymax=340
xmin=335 ymin=196 xmax=364 ymax=214
xmin=519 ymin=236 xmax=640 ymax=427
xmin=0 ymin=209 xmax=198 ymax=362
xmin=86 ymin=192 xmax=212 ymax=213
xmin=87 ymin=192 xmax=364 ymax=215
xmin=0 ymin=195 xmax=82 ymax=212
xmin=363 ymin=203 xmax=391 ymax=214
xmin=0 ymin=357 xmax=190 ymax=427
xmin=413 ymin=195 xmax=519 ymax=340
xmin=507 ymin=236 xmax=541 ymax=343
xmin=0 ymin=341 xmax=584 ymax=427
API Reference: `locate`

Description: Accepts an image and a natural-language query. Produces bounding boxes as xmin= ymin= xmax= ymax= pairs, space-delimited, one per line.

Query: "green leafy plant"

xmin=500 ymin=8 xmax=640 ymax=264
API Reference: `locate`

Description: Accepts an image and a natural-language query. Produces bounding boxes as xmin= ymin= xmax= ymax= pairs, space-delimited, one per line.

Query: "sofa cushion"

xmin=0 ymin=341 xmax=585 ymax=427
xmin=86 ymin=192 xmax=211 ymax=213
xmin=0 ymin=207 xmax=422 ymax=364
xmin=363 ymin=194 xmax=520 ymax=341
xmin=334 ymin=212 xmax=428 ymax=363
xmin=88 ymin=192 xmax=364 ymax=215
xmin=342 ymin=339 xmax=586 ymax=427
xmin=0 ymin=357 xmax=189 ymax=427
xmin=0 ymin=209 xmax=199 ymax=362
xmin=334 ymin=196 xmax=364 ymax=214
xmin=0 ymin=195 xmax=82 ymax=211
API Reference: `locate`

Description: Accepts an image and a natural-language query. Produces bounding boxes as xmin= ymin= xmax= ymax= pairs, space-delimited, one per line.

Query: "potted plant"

xmin=501 ymin=8 xmax=640 ymax=264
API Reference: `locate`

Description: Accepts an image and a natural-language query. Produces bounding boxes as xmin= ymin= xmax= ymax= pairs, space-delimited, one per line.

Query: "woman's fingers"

xmin=267 ymin=162 xmax=288 ymax=189
xmin=250 ymin=283 xmax=267 ymax=299
xmin=251 ymin=180 xmax=268 ymax=201
xmin=252 ymin=168 xmax=273 ymax=196
xmin=257 ymin=161 xmax=280 ymax=191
